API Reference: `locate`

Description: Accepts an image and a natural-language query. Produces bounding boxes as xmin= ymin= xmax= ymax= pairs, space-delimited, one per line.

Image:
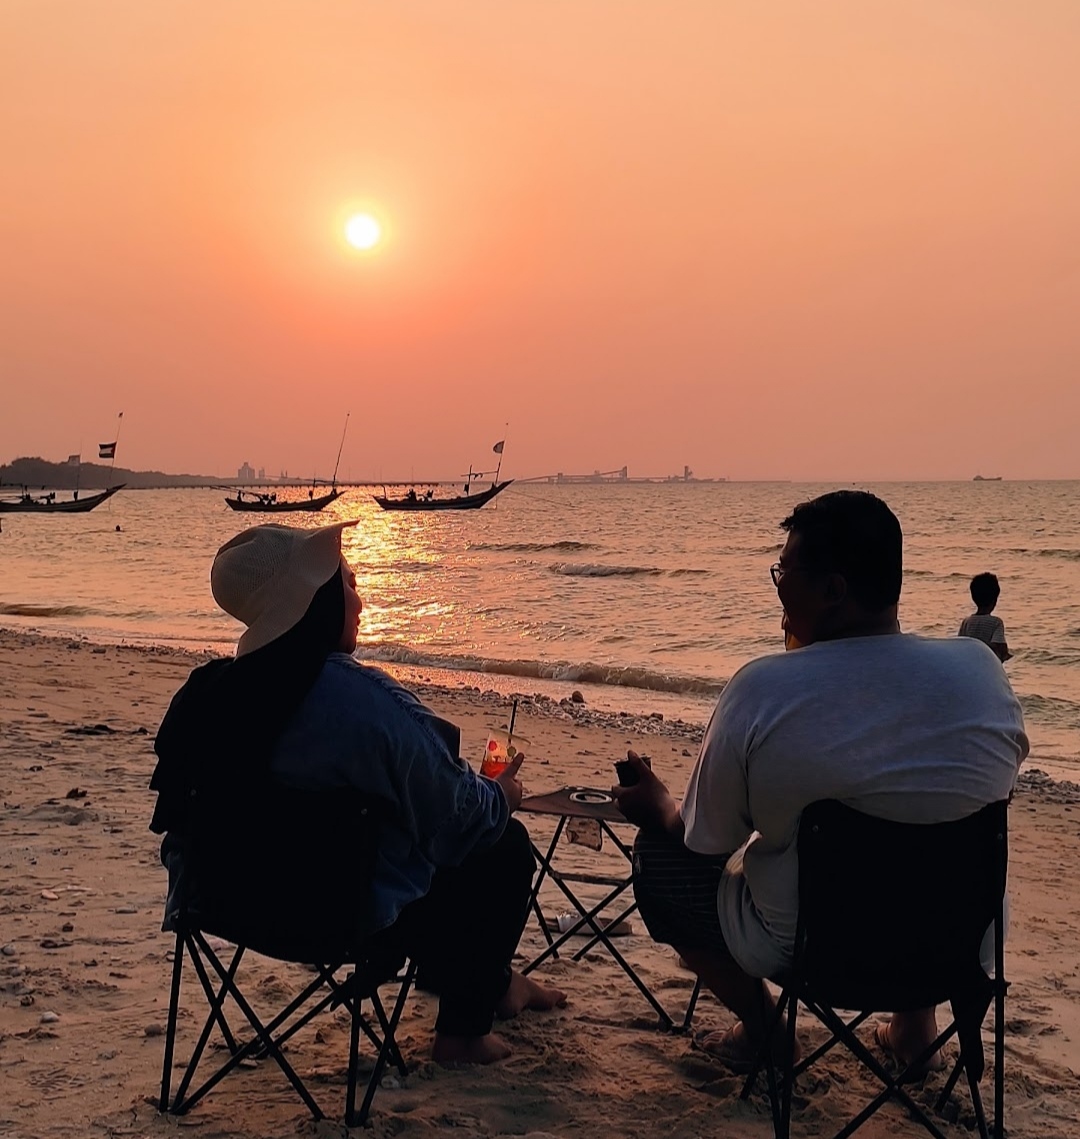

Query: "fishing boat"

xmin=373 ymin=479 xmax=512 ymax=512
xmin=0 ymin=484 xmax=125 ymax=514
xmin=224 ymin=487 xmax=343 ymax=512
xmin=374 ymin=437 xmax=513 ymax=512
xmin=223 ymin=413 xmax=351 ymax=513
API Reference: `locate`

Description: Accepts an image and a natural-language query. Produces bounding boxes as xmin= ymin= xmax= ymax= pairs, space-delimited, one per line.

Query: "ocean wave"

xmin=1019 ymin=693 xmax=1080 ymax=729
xmin=549 ymin=562 xmax=662 ymax=578
xmin=0 ymin=603 xmax=95 ymax=618
xmin=469 ymin=540 xmax=598 ymax=553
xmin=363 ymin=560 xmax=438 ymax=574
xmin=354 ymin=643 xmax=725 ymax=697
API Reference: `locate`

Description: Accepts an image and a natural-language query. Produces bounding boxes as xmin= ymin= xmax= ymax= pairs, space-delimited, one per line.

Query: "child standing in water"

xmin=959 ymin=572 xmax=1012 ymax=662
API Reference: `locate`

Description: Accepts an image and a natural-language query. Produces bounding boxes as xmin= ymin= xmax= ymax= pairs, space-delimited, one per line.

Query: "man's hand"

xmin=494 ymin=752 xmax=525 ymax=813
xmin=611 ymin=751 xmax=682 ymax=837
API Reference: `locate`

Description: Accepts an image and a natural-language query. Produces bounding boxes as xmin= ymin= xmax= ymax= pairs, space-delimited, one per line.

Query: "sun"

xmin=345 ymin=213 xmax=382 ymax=250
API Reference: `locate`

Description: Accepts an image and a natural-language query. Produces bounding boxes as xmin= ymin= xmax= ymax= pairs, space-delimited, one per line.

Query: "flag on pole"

xmin=67 ymin=454 xmax=81 ymax=466
xmin=98 ymin=442 xmax=116 ymax=459
xmin=492 ymin=440 xmax=505 ymax=454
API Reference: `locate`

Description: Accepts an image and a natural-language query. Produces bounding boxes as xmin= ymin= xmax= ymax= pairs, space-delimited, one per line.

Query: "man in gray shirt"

xmin=614 ymin=492 xmax=1027 ymax=1074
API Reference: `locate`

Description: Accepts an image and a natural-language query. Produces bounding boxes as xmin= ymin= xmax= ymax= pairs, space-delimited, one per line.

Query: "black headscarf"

xmin=150 ymin=565 xmax=346 ymax=835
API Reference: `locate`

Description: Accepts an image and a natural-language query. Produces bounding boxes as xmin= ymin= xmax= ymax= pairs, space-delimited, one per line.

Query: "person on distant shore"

xmin=959 ymin=573 xmax=1012 ymax=662
xmin=150 ymin=521 xmax=565 ymax=1065
xmin=614 ymin=491 xmax=1027 ymax=1074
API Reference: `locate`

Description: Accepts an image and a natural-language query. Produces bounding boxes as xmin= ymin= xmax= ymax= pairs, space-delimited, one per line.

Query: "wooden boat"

xmin=225 ymin=413 xmax=352 ymax=513
xmin=0 ymin=485 xmax=124 ymax=514
xmin=373 ymin=480 xmax=512 ymax=512
xmin=224 ymin=487 xmax=343 ymax=512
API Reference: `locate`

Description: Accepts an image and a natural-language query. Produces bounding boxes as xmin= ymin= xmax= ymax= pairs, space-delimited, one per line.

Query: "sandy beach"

xmin=2 ymin=626 xmax=1079 ymax=1139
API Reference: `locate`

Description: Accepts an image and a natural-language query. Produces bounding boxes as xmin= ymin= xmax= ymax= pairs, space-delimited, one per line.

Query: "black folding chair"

xmin=742 ymin=798 xmax=1009 ymax=1139
xmin=158 ymin=781 xmax=416 ymax=1127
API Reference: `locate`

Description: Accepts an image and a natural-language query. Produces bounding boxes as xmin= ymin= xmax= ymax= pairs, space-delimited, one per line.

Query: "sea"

xmin=1 ymin=481 xmax=1078 ymax=778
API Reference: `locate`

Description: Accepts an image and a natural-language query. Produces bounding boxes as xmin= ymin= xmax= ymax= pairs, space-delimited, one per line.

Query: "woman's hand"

xmin=494 ymin=752 xmax=525 ymax=813
xmin=611 ymin=750 xmax=683 ymax=837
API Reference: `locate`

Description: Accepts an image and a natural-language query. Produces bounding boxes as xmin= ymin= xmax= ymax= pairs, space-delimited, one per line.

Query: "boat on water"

xmin=972 ymin=475 xmax=1003 ymax=482
xmin=0 ymin=484 xmax=125 ymax=514
xmin=375 ymin=437 xmax=512 ymax=512
xmin=225 ymin=487 xmax=343 ymax=513
xmin=224 ymin=413 xmax=351 ymax=514
xmin=373 ymin=479 xmax=512 ymax=512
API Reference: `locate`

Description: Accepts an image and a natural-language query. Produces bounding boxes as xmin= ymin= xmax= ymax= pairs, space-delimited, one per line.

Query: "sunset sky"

xmin=2 ymin=2 xmax=1078 ymax=481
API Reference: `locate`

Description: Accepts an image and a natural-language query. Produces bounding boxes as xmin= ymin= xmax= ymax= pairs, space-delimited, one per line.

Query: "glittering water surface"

xmin=1 ymin=481 xmax=1077 ymax=772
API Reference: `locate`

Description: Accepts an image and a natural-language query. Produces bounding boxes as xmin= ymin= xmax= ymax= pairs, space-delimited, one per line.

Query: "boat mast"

xmin=494 ymin=423 xmax=509 ymax=485
xmin=331 ymin=412 xmax=350 ymax=489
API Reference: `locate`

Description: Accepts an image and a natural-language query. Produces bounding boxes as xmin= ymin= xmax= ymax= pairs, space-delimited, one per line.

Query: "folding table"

xmin=518 ymin=785 xmax=700 ymax=1030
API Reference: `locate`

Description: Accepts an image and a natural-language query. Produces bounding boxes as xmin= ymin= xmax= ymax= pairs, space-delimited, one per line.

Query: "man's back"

xmin=681 ymin=634 xmax=1028 ymax=977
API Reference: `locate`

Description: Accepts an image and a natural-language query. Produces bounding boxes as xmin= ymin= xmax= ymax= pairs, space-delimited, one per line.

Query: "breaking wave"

xmin=550 ymin=562 xmax=662 ymax=578
xmin=354 ymin=643 xmax=725 ymax=697
xmin=468 ymin=540 xmax=598 ymax=552
xmin=0 ymin=603 xmax=95 ymax=618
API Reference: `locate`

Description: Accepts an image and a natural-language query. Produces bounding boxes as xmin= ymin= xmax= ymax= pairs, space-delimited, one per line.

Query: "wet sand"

xmin=2 ymin=627 xmax=1079 ymax=1139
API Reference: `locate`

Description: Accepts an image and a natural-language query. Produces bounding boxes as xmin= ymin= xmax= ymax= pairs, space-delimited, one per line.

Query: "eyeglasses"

xmin=770 ymin=562 xmax=812 ymax=588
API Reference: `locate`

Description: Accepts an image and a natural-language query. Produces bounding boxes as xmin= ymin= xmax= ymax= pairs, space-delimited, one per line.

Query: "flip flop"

xmin=874 ymin=1021 xmax=945 ymax=1081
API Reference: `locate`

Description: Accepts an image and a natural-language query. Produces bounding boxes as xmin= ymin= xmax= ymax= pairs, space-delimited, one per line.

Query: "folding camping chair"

xmin=158 ymin=781 xmax=417 ymax=1127
xmin=741 ymin=798 xmax=1009 ymax=1139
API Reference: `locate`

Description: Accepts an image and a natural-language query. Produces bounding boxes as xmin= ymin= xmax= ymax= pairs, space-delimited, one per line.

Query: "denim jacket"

xmin=269 ymin=654 xmax=509 ymax=932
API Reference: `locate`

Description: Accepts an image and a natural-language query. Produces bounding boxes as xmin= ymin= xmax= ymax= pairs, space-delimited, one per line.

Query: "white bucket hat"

xmin=211 ymin=521 xmax=357 ymax=657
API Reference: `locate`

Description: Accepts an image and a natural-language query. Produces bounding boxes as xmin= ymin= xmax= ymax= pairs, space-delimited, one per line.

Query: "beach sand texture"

xmin=2 ymin=628 xmax=1079 ymax=1139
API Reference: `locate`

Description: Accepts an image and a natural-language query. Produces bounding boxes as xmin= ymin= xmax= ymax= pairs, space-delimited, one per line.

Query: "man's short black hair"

xmin=969 ymin=572 xmax=1001 ymax=608
xmin=780 ymin=490 xmax=902 ymax=613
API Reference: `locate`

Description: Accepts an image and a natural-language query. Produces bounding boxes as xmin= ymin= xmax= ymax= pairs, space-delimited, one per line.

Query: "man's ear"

xmin=822 ymin=572 xmax=848 ymax=606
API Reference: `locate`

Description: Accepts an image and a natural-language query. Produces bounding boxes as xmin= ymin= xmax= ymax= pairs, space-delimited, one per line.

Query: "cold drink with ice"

xmin=480 ymin=728 xmax=526 ymax=779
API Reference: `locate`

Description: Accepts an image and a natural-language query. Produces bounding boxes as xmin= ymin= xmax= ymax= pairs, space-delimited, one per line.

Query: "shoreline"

xmin=3 ymin=623 xmax=1077 ymax=789
xmin=0 ymin=623 xmax=711 ymax=745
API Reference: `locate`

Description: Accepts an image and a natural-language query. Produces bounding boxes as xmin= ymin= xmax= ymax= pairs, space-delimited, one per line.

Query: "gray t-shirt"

xmin=680 ymin=634 xmax=1028 ymax=979
xmin=959 ymin=613 xmax=1006 ymax=646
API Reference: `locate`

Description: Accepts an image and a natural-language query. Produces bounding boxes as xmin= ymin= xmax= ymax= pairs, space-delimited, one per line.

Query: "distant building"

xmin=238 ymin=461 xmax=255 ymax=482
xmin=257 ymin=467 xmax=266 ymax=481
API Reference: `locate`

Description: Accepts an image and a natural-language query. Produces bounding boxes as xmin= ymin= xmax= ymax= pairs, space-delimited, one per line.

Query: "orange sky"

xmin=2 ymin=2 xmax=1078 ymax=481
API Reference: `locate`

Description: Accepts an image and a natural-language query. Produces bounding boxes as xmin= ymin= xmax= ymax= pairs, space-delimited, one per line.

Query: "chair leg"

xmin=778 ymin=992 xmax=798 ymax=1139
xmin=994 ymin=980 xmax=1006 ymax=1139
xmin=682 ymin=978 xmax=703 ymax=1033
xmin=353 ymin=960 xmax=417 ymax=1127
xmin=345 ymin=970 xmax=364 ymax=1127
xmin=159 ymin=933 xmax=185 ymax=1111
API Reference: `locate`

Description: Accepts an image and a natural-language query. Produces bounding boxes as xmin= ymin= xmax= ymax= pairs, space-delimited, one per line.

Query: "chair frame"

xmin=159 ymin=914 xmax=417 ymax=1126
xmin=741 ymin=799 xmax=1009 ymax=1139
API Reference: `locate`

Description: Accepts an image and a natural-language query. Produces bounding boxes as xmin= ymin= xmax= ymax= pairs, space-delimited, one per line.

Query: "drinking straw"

xmin=507 ymin=699 xmax=518 ymax=746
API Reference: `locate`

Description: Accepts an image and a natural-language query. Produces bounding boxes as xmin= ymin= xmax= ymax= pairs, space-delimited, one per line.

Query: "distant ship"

xmin=972 ymin=475 xmax=1003 ymax=482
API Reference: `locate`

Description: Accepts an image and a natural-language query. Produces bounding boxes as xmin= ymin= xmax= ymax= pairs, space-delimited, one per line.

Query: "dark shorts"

xmin=633 ymin=830 xmax=735 ymax=959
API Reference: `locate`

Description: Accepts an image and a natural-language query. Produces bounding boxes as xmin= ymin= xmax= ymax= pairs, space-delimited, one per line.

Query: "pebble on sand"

xmin=40 ymin=1011 xmax=60 ymax=1023
xmin=143 ymin=1023 xmax=165 ymax=1037
xmin=41 ymin=889 xmax=59 ymax=901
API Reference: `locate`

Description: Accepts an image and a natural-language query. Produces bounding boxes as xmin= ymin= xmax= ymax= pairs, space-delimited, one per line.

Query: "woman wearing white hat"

xmin=151 ymin=521 xmax=565 ymax=1065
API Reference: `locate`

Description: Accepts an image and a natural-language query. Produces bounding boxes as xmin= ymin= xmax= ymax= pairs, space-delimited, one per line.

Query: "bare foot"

xmin=432 ymin=1032 xmax=512 ymax=1065
xmin=875 ymin=1015 xmax=945 ymax=1076
xmin=495 ymin=970 xmax=568 ymax=1020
